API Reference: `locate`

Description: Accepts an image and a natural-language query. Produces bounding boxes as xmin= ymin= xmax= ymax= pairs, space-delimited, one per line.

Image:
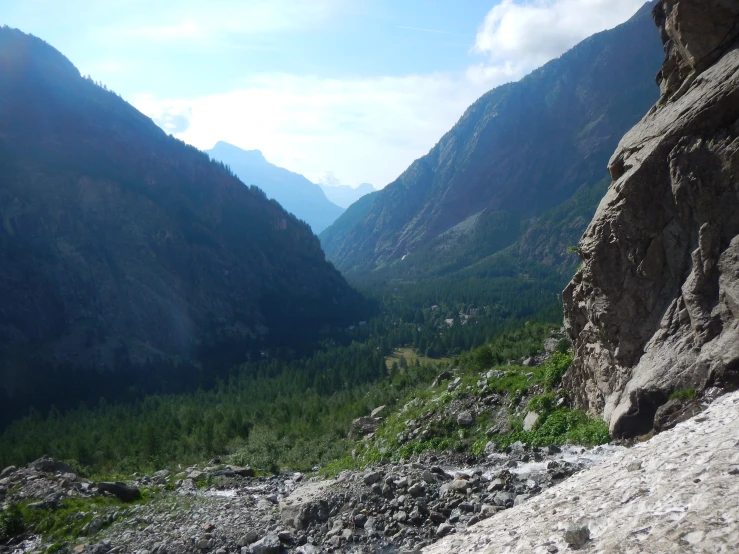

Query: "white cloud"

xmin=319 ymin=171 xmax=342 ymax=187
xmin=474 ymin=0 xmax=646 ymax=72
xmin=133 ymin=73 xmax=491 ymax=188
xmin=132 ymin=0 xmax=649 ymax=189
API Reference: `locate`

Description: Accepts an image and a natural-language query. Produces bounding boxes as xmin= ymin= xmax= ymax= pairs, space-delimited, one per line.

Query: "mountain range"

xmin=319 ymin=2 xmax=664 ymax=281
xmin=206 ymin=142 xmax=344 ymax=234
xmin=0 ymin=27 xmax=363 ymax=422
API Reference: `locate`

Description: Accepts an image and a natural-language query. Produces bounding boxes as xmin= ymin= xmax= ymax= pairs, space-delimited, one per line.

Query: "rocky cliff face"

xmin=563 ymin=0 xmax=739 ymax=437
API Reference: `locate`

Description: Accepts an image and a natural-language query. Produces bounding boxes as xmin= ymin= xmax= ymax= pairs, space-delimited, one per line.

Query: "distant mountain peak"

xmin=206 ymin=141 xmax=343 ymax=233
xmin=209 ymin=141 xmax=267 ymax=163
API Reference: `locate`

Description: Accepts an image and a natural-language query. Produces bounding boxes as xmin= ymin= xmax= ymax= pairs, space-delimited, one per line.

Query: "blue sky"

xmin=3 ymin=0 xmax=647 ymax=188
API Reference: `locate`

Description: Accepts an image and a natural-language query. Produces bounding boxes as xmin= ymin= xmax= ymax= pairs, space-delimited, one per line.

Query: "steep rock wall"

xmin=563 ymin=0 xmax=739 ymax=437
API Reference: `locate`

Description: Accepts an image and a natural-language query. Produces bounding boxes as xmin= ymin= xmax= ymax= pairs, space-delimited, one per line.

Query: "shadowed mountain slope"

xmin=0 ymin=27 xmax=363 ymax=422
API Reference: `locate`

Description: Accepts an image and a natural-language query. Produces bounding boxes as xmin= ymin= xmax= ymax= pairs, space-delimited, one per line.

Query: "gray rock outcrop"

xmin=563 ymin=0 xmax=739 ymax=437
xmin=348 ymin=416 xmax=382 ymax=438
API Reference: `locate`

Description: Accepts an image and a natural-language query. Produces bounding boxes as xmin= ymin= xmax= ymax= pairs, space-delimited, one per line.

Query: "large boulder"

xmin=280 ymin=480 xmax=334 ymax=530
xmin=348 ymin=416 xmax=381 ymax=438
xmin=29 ymin=457 xmax=76 ymax=475
xmin=97 ymin=482 xmax=142 ymax=502
xmin=563 ymin=0 xmax=739 ymax=437
xmin=251 ymin=534 xmax=281 ymax=554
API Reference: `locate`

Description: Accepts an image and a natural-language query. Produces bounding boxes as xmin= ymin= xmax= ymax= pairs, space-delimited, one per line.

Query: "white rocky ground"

xmin=424 ymin=390 xmax=739 ymax=554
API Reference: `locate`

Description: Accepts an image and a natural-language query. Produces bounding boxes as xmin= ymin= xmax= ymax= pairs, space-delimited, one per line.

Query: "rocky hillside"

xmin=2 ymin=352 xmax=736 ymax=554
xmin=564 ymin=0 xmax=739 ymax=438
xmin=0 ymin=28 xmax=362 ymax=423
xmin=205 ymin=142 xmax=344 ymax=234
xmin=320 ymin=2 xmax=663 ymax=279
xmin=0 ymin=330 xmax=622 ymax=554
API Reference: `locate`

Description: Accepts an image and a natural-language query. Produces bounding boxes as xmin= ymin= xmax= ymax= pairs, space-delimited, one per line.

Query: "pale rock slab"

xmin=423 ymin=390 xmax=739 ymax=554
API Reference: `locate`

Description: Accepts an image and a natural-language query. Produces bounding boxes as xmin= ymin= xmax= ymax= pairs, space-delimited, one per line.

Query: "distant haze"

xmin=206 ymin=141 xmax=344 ymax=234
xmin=320 ymin=182 xmax=376 ymax=209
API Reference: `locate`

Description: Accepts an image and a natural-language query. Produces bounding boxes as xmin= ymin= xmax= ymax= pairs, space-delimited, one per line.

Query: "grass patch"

xmin=486 ymin=366 xmax=542 ymax=396
xmin=542 ymin=352 xmax=573 ymax=390
xmin=0 ymin=503 xmax=25 ymax=543
xmin=319 ymin=456 xmax=361 ymax=477
xmin=17 ymin=496 xmax=133 ymax=544
xmin=669 ymin=388 xmax=696 ymax=401
xmin=395 ymin=437 xmax=454 ymax=460
xmin=493 ymin=408 xmax=610 ymax=449
xmin=385 ymin=347 xmax=451 ymax=369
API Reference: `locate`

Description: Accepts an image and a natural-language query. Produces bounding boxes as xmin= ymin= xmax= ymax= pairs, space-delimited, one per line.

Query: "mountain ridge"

xmin=320 ymin=1 xmax=664 ymax=280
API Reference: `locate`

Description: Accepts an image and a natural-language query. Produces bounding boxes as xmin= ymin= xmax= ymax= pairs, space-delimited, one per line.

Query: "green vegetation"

xmin=495 ymin=409 xmax=610 ymax=449
xmin=0 ymin=495 xmax=152 ymax=547
xmin=669 ymin=388 xmax=697 ymax=401
xmin=347 ymin=327 xmax=608 ymax=467
xmin=543 ymin=352 xmax=574 ymax=390
xmin=0 ymin=269 xmax=608 ymax=482
xmin=0 ymin=503 xmax=24 ymax=543
xmin=20 ymin=497 xmax=126 ymax=545
xmin=0 ymin=307 xmax=612 ymax=483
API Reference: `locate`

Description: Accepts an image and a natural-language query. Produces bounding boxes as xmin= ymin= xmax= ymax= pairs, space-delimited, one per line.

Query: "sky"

xmin=3 ymin=0 xmax=648 ymax=188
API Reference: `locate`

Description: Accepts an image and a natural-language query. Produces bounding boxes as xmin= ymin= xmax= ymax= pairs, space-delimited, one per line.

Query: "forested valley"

xmin=0 ymin=267 xmax=570 ymax=477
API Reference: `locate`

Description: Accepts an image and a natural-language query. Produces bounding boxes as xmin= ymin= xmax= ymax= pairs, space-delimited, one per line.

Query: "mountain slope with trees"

xmin=0 ymin=27 xmax=363 ymax=424
xmin=320 ymin=2 xmax=663 ymax=280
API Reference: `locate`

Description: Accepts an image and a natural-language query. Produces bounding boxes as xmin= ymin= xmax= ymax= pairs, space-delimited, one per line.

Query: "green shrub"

xmin=495 ymin=408 xmax=610 ymax=449
xmin=555 ymin=338 xmax=571 ymax=354
xmin=543 ymin=352 xmax=573 ymax=390
xmin=527 ymin=393 xmax=556 ymax=418
xmin=0 ymin=503 xmax=25 ymax=542
xmin=472 ymin=345 xmax=496 ymax=370
xmin=669 ymin=388 xmax=696 ymax=401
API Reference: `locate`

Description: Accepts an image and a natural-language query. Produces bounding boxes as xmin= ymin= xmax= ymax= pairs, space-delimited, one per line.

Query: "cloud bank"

xmin=135 ymin=0 xmax=648 ymax=188
xmin=135 ymin=73 xmax=487 ymax=188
